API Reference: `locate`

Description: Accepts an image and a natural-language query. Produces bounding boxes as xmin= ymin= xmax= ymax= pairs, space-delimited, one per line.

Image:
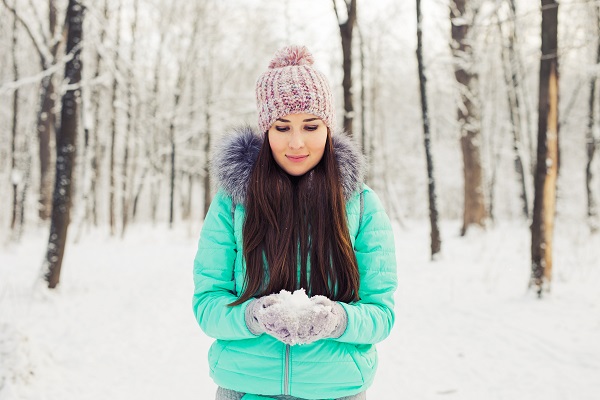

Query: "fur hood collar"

xmin=211 ymin=126 xmax=365 ymax=205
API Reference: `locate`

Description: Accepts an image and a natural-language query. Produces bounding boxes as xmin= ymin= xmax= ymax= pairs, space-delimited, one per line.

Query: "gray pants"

xmin=216 ymin=387 xmax=366 ymax=400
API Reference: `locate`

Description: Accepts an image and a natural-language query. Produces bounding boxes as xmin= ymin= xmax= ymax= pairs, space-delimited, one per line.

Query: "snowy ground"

xmin=1 ymin=219 xmax=599 ymax=400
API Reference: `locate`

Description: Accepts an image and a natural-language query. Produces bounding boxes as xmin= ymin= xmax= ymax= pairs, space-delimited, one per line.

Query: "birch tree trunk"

xmin=586 ymin=3 xmax=600 ymax=233
xmin=122 ymin=0 xmax=140 ymax=237
xmin=416 ymin=0 xmax=441 ymax=258
xmin=332 ymin=0 xmax=356 ymax=136
xmin=530 ymin=0 xmax=559 ymax=297
xmin=10 ymin=10 xmax=19 ymax=231
xmin=497 ymin=7 xmax=529 ymax=219
xmin=88 ymin=0 xmax=108 ymax=227
xmin=44 ymin=0 xmax=84 ymax=288
xmin=450 ymin=0 xmax=486 ymax=236
xmin=108 ymin=0 xmax=122 ymax=235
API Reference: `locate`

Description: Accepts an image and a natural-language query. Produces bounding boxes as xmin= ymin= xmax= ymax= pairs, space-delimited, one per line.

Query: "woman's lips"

xmin=286 ymin=155 xmax=308 ymax=163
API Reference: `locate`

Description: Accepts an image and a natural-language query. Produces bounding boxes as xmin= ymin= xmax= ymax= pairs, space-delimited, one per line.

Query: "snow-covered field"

xmin=1 ymin=219 xmax=599 ymax=400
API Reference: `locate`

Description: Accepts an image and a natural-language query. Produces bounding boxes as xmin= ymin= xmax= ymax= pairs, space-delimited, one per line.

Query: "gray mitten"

xmin=295 ymin=296 xmax=348 ymax=345
xmin=245 ymin=293 xmax=282 ymax=336
xmin=257 ymin=305 xmax=297 ymax=345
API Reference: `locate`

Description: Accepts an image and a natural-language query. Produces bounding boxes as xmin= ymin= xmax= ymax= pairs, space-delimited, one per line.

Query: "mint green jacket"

xmin=192 ymin=127 xmax=397 ymax=400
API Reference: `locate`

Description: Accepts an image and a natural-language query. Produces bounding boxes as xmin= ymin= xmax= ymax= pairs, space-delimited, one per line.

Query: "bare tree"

xmin=87 ymin=0 xmax=109 ymax=227
xmin=586 ymin=3 xmax=600 ymax=233
xmin=1 ymin=0 xmax=64 ymax=221
xmin=416 ymin=0 xmax=441 ymax=258
xmin=108 ymin=0 xmax=122 ymax=235
xmin=121 ymin=0 xmax=140 ymax=237
xmin=496 ymin=2 xmax=529 ymax=219
xmin=10 ymin=8 xmax=19 ymax=231
xmin=530 ymin=0 xmax=559 ymax=297
xmin=332 ymin=0 xmax=356 ymax=136
xmin=450 ymin=0 xmax=486 ymax=236
xmin=44 ymin=0 xmax=84 ymax=288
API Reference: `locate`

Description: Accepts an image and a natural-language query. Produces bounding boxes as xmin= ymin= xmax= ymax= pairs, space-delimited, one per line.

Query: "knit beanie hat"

xmin=256 ymin=45 xmax=335 ymax=134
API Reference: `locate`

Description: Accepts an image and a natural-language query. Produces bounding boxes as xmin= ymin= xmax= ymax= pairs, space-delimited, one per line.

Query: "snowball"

xmin=257 ymin=289 xmax=332 ymax=345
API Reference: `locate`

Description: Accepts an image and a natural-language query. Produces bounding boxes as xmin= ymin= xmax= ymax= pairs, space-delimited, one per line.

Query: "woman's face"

xmin=268 ymin=113 xmax=328 ymax=176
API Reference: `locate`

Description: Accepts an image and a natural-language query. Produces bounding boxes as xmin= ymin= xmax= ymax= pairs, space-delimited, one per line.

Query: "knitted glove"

xmin=244 ymin=293 xmax=282 ymax=336
xmin=295 ymin=296 xmax=348 ymax=345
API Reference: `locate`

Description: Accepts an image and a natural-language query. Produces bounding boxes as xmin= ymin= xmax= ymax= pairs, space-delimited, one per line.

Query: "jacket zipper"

xmin=284 ymin=344 xmax=291 ymax=395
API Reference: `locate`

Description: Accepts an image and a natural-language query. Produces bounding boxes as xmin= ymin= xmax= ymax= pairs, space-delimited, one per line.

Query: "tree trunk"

xmin=530 ymin=0 xmax=559 ymax=297
xmin=122 ymin=0 xmax=140 ymax=237
xmin=357 ymin=25 xmax=367 ymax=155
xmin=333 ymin=0 xmax=357 ymax=136
xmin=203 ymin=100 xmax=212 ymax=219
xmin=44 ymin=0 xmax=84 ymax=288
xmin=169 ymin=106 xmax=177 ymax=228
xmin=39 ymin=0 xmax=59 ymax=221
xmin=37 ymin=76 xmax=56 ymax=221
xmin=586 ymin=3 xmax=600 ymax=233
xmin=89 ymin=0 xmax=109 ymax=227
xmin=450 ymin=0 xmax=486 ymax=236
xmin=416 ymin=0 xmax=441 ymax=258
xmin=10 ymin=11 xmax=19 ymax=231
xmin=109 ymin=0 xmax=122 ymax=235
xmin=1 ymin=0 xmax=61 ymax=221
xmin=496 ymin=8 xmax=529 ymax=219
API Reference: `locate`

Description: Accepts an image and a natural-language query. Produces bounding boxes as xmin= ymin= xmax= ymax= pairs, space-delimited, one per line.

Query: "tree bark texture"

xmin=497 ymin=8 xmax=529 ymax=219
xmin=450 ymin=0 xmax=486 ymax=236
xmin=333 ymin=0 xmax=357 ymax=136
xmin=586 ymin=3 xmax=600 ymax=232
xmin=416 ymin=0 xmax=441 ymax=258
xmin=39 ymin=0 xmax=60 ymax=221
xmin=11 ymin=11 xmax=20 ymax=231
xmin=44 ymin=0 xmax=84 ymax=288
xmin=109 ymin=0 xmax=122 ymax=235
xmin=122 ymin=0 xmax=140 ymax=237
xmin=530 ymin=0 xmax=559 ymax=297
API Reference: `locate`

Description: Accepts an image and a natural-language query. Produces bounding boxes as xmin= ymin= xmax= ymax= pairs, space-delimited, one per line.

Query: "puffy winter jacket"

xmin=193 ymin=127 xmax=397 ymax=400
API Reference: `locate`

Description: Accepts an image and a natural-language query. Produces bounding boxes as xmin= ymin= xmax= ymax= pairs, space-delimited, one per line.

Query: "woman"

xmin=193 ymin=45 xmax=397 ymax=400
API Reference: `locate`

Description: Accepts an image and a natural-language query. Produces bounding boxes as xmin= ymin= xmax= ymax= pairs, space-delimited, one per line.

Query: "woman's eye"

xmin=275 ymin=126 xmax=289 ymax=132
xmin=305 ymin=125 xmax=318 ymax=131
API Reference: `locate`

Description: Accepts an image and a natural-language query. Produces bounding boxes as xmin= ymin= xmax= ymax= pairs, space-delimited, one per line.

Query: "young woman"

xmin=193 ymin=46 xmax=397 ymax=400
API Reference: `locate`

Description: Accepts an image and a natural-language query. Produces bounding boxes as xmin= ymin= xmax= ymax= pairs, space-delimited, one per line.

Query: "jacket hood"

xmin=211 ymin=126 xmax=366 ymax=205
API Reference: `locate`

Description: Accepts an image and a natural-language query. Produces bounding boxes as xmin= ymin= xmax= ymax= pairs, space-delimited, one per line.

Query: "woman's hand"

xmin=295 ymin=296 xmax=347 ymax=344
xmin=244 ymin=293 xmax=282 ymax=336
xmin=245 ymin=292 xmax=348 ymax=345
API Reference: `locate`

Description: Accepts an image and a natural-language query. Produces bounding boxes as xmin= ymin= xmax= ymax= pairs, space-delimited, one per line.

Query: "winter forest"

xmin=1 ymin=0 xmax=599 ymax=399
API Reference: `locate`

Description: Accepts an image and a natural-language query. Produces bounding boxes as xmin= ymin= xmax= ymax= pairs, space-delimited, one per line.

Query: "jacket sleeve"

xmin=192 ymin=190 xmax=256 ymax=340
xmin=335 ymin=187 xmax=397 ymax=344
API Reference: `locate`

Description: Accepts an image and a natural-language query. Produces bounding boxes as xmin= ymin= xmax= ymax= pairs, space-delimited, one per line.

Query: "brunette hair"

xmin=229 ymin=130 xmax=360 ymax=306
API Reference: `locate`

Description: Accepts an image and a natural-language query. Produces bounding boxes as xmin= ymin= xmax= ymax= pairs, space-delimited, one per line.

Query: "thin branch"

xmin=332 ymin=0 xmax=340 ymax=24
xmin=26 ymin=0 xmax=48 ymax=44
xmin=1 ymin=0 xmax=53 ymax=66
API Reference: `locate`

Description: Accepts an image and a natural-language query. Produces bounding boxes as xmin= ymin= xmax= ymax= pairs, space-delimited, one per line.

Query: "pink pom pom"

xmin=269 ymin=45 xmax=314 ymax=69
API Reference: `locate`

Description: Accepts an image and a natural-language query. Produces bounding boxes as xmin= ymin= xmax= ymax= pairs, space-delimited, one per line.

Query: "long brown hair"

xmin=229 ymin=130 xmax=360 ymax=306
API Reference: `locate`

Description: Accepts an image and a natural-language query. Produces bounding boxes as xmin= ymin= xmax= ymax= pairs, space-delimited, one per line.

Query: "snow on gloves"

xmin=244 ymin=289 xmax=347 ymax=346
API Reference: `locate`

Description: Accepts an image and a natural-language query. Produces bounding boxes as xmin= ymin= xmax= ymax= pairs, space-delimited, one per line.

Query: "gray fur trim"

xmin=331 ymin=133 xmax=366 ymax=201
xmin=211 ymin=126 xmax=365 ymax=204
xmin=211 ymin=126 xmax=263 ymax=206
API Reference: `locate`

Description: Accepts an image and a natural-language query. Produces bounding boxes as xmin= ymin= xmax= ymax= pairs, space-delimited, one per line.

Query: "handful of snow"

xmin=256 ymin=289 xmax=333 ymax=345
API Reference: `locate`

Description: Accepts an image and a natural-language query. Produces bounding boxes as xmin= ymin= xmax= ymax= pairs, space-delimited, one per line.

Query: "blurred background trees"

xmin=0 ymin=0 xmax=598 ymax=295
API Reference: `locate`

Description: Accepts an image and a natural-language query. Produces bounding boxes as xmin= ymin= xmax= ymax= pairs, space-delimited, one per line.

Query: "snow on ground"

xmin=1 ymin=218 xmax=599 ymax=400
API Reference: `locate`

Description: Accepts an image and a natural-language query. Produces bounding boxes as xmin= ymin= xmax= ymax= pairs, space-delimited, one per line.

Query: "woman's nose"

xmin=289 ymin=130 xmax=304 ymax=149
